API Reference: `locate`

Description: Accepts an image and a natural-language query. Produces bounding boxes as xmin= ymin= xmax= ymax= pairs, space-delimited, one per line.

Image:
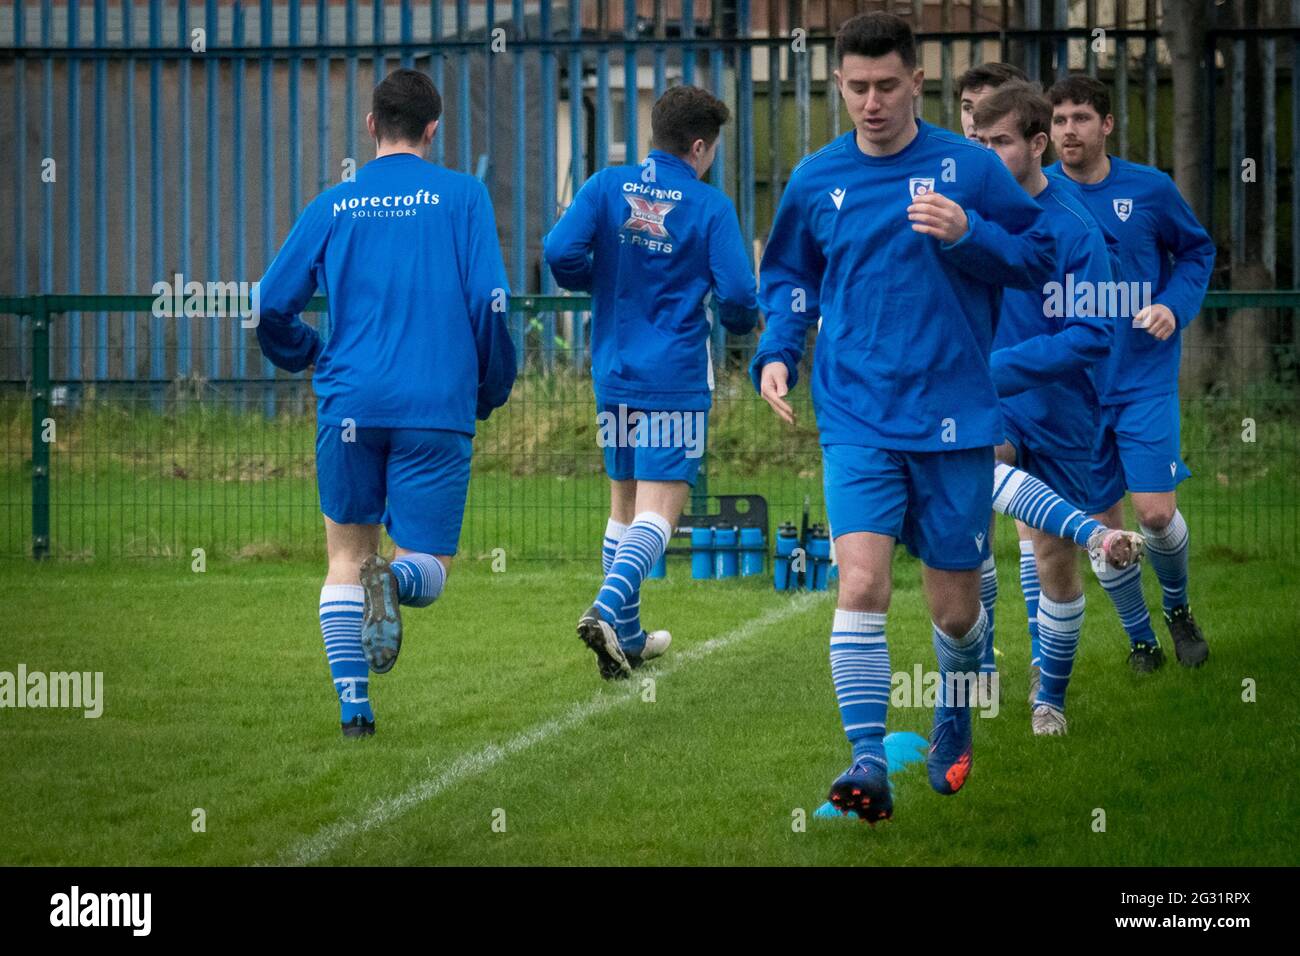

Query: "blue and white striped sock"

xmin=933 ymin=606 xmax=988 ymax=710
xmin=1095 ymin=562 xmax=1158 ymax=647
xmin=1019 ymin=539 xmax=1042 ymax=667
xmin=993 ymin=462 xmax=1101 ymax=548
xmin=602 ymin=517 xmax=644 ymax=645
xmin=593 ymin=512 xmax=671 ymax=628
xmin=830 ymin=609 xmax=890 ymax=770
xmin=978 ymin=554 xmax=998 ymax=673
xmin=1036 ymin=593 xmax=1084 ymax=709
xmin=319 ymin=585 xmax=372 ymax=724
xmin=1140 ymin=511 xmax=1190 ymax=611
xmin=602 ymin=518 xmax=626 ymax=575
xmin=390 ymin=552 xmax=446 ymax=608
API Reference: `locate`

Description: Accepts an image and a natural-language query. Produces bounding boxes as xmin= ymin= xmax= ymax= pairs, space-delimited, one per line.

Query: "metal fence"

xmin=1 ymin=2 xmax=1298 ymax=562
xmin=1 ymin=291 xmax=1297 ymax=562
xmin=3 ymin=4 xmax=1298 ymax=345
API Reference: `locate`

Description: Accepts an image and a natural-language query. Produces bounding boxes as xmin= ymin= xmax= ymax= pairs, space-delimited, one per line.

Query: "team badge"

xmin=908 ymin=177 xmax=935 ymax=200
xmin=1113 ymin=198 xmax=1134 ymax=222
xmin=622 ymin=195 xmax=676 ymax=238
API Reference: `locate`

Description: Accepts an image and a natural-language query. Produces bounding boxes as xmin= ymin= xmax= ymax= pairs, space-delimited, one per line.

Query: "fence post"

xmin=31 ymin=298 xmax=51 ymax=560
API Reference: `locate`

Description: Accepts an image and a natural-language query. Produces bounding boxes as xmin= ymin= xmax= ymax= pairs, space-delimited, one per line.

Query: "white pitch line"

xmin=273 ymin=590 xmax=829 ymax=866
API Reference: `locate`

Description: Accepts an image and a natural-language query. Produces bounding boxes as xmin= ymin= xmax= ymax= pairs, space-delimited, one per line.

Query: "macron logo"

xmin=829 ymin=187 xmax=846 ymax=210
xmin=974 ymin=531 xmax=986 ymax=551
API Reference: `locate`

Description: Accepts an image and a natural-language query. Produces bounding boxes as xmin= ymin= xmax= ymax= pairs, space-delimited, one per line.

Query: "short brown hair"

xmin=972 ymin=81 xmax=1052 ymax=141
xmin=1048 ymin=74 xmax=1112 ymax=119
xmin=371 ymin=69 xmax=442 ymax=145
xmin=835 ymin=12 xmax=916 ymax=70
xmin=957 ymin=62 xmax=1028 ymax=98
xmin=651 ymin=85 xmax=730 ymax=155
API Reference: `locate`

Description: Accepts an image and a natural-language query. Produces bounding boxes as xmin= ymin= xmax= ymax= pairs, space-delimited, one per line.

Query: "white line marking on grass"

xmin=273 ymin=591 xmax=829 ymax=866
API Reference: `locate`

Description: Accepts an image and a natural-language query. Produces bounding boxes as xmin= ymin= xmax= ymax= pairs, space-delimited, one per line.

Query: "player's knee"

xmin=933 ymin=604 xmax=981 ymax=638
xmin=1135 ymin=501 xmax=1176 ymax=531
xmin=837 ymin=563 xmax=890 ymax=612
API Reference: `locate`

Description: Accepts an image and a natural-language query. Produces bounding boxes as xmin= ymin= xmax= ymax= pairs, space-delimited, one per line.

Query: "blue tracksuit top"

xmin=751 ymin=120 xmax=1057 ymax=451
xmin=1044 ymin=156 xmax=1215 ymax=405
xmin=542 ymin=149 xmax=759 ymax=412
xmin=992 ymin=177 xmax=1113 ymax=459
xmin=255 ymin=152 xmax=517 ymax=433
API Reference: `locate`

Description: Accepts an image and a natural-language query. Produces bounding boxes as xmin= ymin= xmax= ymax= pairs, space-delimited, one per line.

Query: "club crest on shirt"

xmin=1113 ymin=198 xmax=1134 ymax=222
xmin=622 ymin=195 xmax=676 ymax=238
xmin=908 ymin=177 xmax=935 ymax=201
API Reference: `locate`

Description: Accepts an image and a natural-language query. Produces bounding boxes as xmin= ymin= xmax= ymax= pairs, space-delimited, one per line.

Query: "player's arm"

xmin=991 ymin=229 xmax=1113 ymax=397
xmin=921 ymin=159 xmax=1056 ymax=290
xmin=541 ymin=172 xmax=602 ymax=292
xmin=750 ymin=180 xmax=824 ymax=424
xmin=1137 ymin=174 xmax=1216 ymax=339
xmin=255 ymin=197 xmax=328 ymax=373
xmin=707 ymin=201 xmax=759 ymax=334
xmin=463 ymin=181 xmax=518 ymax=420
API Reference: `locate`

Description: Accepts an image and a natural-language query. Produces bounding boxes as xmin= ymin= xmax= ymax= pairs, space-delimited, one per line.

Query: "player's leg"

xmin=1091 ymin=496 xmax=1163 ymax=671
xmin=820 ymin=445 xmax=907 ymax=823
xmin=1029 ymin=530 xmax=1084 ymax=735
xmin=922 ymin=563 xmax=986 ymax=795
xmin=602 ymin=478 xmax=645 ymax=649
xmin=978 ymin=441 xmax=1018 ymax=679
xmin=322 ymin=516 xmax=382 ymax=737
xmin=992 ymin=461 xmax=1143 ymax=565
xmin=580 ymin=408 xmax=704 ymax=678
xmin=1121 ymin=392 xmax=1207 ymax=666
xmin=360 ymin=428 xmax=472 ymax=674
xmin=1017 ymin=522 xmax=1043 ymax=703
xmin=579 ymin=478 xmax=687 ymax=679
xmin=908 ymin=446 xmax=994 ymax=797
xmin=315 ymin=423 xmax=387 ymax=736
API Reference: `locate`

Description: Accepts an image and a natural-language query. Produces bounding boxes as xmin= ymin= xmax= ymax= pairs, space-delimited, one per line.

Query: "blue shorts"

xmin=822 ymin=444 xmax=994 ymax=571
xmin=1002 ymin=417 xmax=1109 ymax=516
xmin=315 ymin=424 xmax=472 ymax=555
xmin=1090 ymin=393 xmax=1191 ymax=507
xmin=598 ymin=403 xmax=708 ymax=486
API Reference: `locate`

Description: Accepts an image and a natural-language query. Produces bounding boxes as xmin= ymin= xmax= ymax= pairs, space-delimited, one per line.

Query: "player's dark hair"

xmin=1048 ymin=74 xmax=1112 ymax=119
xmin=972 ymin=81 xmax=1052 ymax=142
xmin=371 ymin=69 xmax=443 ymax=145
xmin=834 ymin=12 xmax=916 ymax=70
xmin=956 ymin=62 xmax=1028 ymax=98
xmin=651 ymin=85 xmax=730 ymax=156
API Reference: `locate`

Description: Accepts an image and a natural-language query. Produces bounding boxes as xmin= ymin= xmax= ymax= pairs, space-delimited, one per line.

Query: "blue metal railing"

xmin=1 ymin=1 xmax=1296 ymax=389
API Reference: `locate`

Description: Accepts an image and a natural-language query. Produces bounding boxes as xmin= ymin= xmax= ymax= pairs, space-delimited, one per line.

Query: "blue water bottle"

xmin=714 ymin=525 xmax=738 ymax=578
xmin=807 ymin=525 xmax=831 ymax=591
xmin=774 ymin=522 xmax=798 ymax=591
xmin=739 ymin=526 xmax=765 ymax=577
xmin=691 ymin=526 xmax=713 ymax=579
xmin=649 ymin=550 xmax=667 ymax=579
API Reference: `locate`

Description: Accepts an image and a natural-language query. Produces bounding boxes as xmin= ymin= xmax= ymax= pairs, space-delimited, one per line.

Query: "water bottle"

xmin=807 ymin=525 xmax=831 ymax=591
xmin=714 ymin=525 xmax=738 ymax=579
xmin=739 ymin=526 xmax=764 ymax=577
xmin=690 ymin=526 xmax=713 ymax=579
xmin=774 ymin=522 xmax=798 ymax=591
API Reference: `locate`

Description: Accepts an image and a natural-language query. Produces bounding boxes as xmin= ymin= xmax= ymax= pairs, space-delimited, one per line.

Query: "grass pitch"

xmin=1 ymin=544 xmax=1295 ymax=866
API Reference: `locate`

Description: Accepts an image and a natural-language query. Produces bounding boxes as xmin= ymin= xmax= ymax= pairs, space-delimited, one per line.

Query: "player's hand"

xmin=907 ymin=191 xmax=969 ymax=243
xmin=760 ymin=361 xmax=796 ymax=426
xmin=1133 ymin=303 xmax=1176 ymax=340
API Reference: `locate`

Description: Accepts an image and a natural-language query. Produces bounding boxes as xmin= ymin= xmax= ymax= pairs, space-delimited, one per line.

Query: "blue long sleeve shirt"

xmin=750 ymin=120 xmax=1057 ymax=451
xmin=992 ymin=178 xmax=1113 ymax=459
xmin=542 ymin=149 xmax=759 ymax=412
xmin=1044 ymin=156 xmax=1216 ymax=405
xmin=255 ymin=152 xmax=517 ymax=433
